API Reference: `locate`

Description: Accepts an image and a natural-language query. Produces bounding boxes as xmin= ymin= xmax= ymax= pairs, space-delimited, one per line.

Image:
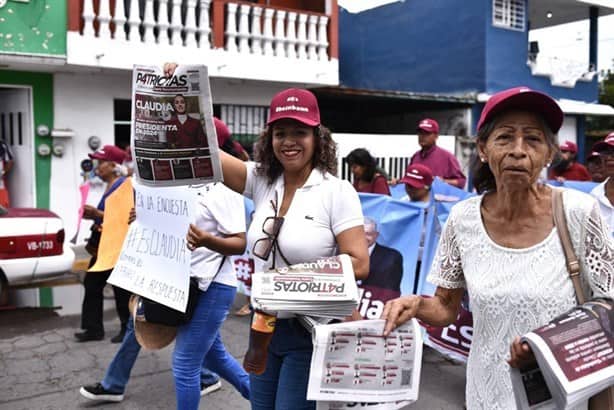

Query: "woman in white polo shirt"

xmin=164 ymin=64 xmax=369 ymax=410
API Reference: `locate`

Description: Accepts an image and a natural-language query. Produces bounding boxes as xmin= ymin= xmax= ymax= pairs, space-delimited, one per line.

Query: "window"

xmin=215 ymin=104 xmax=269 ymax=155
xmin=114 ymin=99 xmax=131 ymax=149
xmin=493 ymin=0 xmax=525 ymax=31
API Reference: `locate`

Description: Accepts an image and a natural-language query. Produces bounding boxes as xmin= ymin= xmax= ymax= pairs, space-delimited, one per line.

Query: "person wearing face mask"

xmin=165 ymin=94 xmax=208 ymax=148
xmin=164 ymin=63 xmax=370 ymax=410
xmin=381 ymin=87 xmax=614 ymax=410
xmin=76 ymin=145 xmax=132 ymax=343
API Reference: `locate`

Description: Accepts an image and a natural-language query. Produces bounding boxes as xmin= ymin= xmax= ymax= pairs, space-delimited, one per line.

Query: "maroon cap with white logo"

xmin=88 ymin=145 xmax=126 ymax=164
xmin=559 ymin=140 xmax=578 ymax=154
xmin=267 ymin=88 xmax=321 ymax=127
xmin=399 ymin=164 xmax=434 ymax=189
xmin=593 ymin=132 xmax=614 ymax=152
xmin=416 ymin=118 xmax=439 ymax=134
xmin=477 ymin=86 xmax=563 ymax=133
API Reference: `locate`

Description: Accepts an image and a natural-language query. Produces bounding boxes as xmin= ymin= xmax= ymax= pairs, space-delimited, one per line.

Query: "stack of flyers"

xmin=250 ymin=255 xmax=359 ymax=319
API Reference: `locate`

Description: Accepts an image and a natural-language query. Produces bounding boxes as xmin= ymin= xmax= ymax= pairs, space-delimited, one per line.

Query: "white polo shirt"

xmin=190 ymin=182 xmax=246 ymax=290
xmin=244 ymin=162 xmax=364 ymax=275
xmin=590 ymin=178 xmax=614 ymax=237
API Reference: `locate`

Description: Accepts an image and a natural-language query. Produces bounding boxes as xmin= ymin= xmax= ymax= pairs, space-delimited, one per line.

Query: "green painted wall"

xmin=0 ymin=0 xmax=66 ymax=56
xmin=0 ymin=70 xmax=54 ymax=307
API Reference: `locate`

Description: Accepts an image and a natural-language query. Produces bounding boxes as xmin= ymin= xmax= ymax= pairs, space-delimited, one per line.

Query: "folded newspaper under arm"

xmin=307 ymin=319 xmax=422 ymax=406
xmin=511 ymin=298 xmax=614 ymax=410
xmin=250 ymin=255 xmax=360 ymax=319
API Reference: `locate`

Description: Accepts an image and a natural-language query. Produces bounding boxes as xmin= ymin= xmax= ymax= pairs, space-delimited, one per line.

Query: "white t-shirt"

xmin=243 ymin=162 xmax=364 ymax=275
xmin=190 ymin=182 xmax=246 ymax=290
xmin=590 ymin=178 xmax=614 ymax=237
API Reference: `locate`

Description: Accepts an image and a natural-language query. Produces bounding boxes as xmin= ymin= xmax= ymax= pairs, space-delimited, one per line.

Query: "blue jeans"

xmin=250 ymin=318 xmax=315 ymax=410
xmin=173 ymin=282 xmax=250 ymax=410
xmin=101 ymin=316 xmax=221 ymax=393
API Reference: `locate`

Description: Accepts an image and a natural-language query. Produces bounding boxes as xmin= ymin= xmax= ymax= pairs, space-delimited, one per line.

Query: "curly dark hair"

xmin=472 ymin=114 xmax=557 ymax=194
xmin=253 ymin=125 xmax=338 ymax=183
xmin=346 ymin=148 xmax=378 ymax=182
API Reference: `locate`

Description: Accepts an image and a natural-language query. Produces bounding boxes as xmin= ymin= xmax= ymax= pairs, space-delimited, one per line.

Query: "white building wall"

xmin=49 ymin=71 xmax=286 ymax=314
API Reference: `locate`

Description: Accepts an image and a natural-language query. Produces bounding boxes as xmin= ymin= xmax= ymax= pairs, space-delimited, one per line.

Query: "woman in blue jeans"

xmin=165 ymin=65 xmax=370 ymax=410
xmin=80 ymin=120 xmax=251 ymax=410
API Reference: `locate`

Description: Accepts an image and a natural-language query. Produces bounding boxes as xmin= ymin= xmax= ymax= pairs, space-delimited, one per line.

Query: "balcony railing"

xmin=66 ymin=0 xmax=339 ymax=84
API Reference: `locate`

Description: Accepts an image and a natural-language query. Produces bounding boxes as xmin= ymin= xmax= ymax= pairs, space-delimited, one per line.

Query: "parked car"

xmin=0 ymin=205 xmax=75 ymax=302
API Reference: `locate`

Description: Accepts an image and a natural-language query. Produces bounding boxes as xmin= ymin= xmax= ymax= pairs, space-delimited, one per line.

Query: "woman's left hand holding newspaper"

xmin=163 ymin=63 xmax=179 ymax=77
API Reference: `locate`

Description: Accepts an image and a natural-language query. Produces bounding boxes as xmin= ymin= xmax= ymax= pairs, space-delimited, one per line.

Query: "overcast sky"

xmin=529 ymin=14 xmax=614 ymax=74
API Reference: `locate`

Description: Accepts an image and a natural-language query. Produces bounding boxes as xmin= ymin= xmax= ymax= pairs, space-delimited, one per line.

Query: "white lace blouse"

xmin=427 ymin=188 xmax=614 ymax=410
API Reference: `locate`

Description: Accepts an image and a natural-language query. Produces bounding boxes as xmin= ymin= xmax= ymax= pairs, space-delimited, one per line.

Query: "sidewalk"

xmin=0 ymin=306 xmax=466 ymax=409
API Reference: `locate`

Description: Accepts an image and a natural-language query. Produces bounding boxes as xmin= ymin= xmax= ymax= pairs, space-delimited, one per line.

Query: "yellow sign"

xmin=89 ymin=178 xmax=134 ymax=272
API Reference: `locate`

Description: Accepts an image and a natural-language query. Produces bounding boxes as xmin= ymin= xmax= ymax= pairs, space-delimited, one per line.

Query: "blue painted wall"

xmin=339 ymin=0 xmax=486 ymax=94
xmin=339 ymin=0 xmax=599 ymax=102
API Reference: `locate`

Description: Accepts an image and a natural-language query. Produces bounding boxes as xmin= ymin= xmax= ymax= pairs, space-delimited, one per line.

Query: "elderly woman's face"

xmin=479 ymin=110 xmax=552 ymax=189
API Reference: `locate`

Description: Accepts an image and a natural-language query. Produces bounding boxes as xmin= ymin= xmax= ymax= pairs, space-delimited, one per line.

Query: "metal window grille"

xmin=341 ymin=156 xmax=411 ymax=182
xmin=219 ymin=104 xmax=269 ymax=147
xmin=0 ymin=112 xmax=24 ymax=147
xmin=493 ymin=0 xmax=525 ymax=31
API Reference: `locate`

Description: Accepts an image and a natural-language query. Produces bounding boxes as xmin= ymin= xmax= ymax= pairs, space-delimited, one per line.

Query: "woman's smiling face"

xmin=479 ymin=110 xmax=553 ymax=190
xmin=271 ymin=118 xmax=316 ymax=174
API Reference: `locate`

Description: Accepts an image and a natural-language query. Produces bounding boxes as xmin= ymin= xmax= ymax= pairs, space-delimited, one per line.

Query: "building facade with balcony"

xmin=326 ymin=0 xmax=614 ymax=181
xmin=0 ymin=0 xmax=339 ymax=310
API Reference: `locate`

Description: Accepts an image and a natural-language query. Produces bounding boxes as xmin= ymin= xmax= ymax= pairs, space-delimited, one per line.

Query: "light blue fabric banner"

xmin=359 ymin=193 xmax=425 ymax=297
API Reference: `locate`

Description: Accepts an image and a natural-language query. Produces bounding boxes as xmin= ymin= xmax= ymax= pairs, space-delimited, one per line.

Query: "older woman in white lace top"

xmin=382 ymin=87 xmax=614 ymax=410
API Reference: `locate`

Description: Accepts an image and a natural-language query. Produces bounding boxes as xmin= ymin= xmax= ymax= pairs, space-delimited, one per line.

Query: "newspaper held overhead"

xmin=131 ymin=65 xmax=222 ymax=187
xmin=250 ymin=255 xmax=360 ymax=319
xmin=307 ymin=319 xmax=422 ymax=406
xmin=511 ymin=298 xmax=614 ymax=410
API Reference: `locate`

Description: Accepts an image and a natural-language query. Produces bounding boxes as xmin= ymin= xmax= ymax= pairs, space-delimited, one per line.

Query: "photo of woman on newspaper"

xmin=164 ymin=94 xmax=208 ymax=149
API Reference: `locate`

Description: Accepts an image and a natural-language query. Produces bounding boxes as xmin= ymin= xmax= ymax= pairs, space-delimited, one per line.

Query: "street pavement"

xmin=0 ymin=303 xmax=466 ymax=410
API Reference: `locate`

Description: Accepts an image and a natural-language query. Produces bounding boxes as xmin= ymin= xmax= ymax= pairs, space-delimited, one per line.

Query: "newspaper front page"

xmin=511 ymin=298 xmax=614 ymax=410
xmin=307 ymin=319 xmax=422 ymax=405
xmin=131 ymin=65 xmax=222 ymax=187
xmin=251 ymin=255 xmax=359 ymax=318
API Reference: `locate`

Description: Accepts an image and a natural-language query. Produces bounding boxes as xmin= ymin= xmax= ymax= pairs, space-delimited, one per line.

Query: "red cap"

xmin=399 ymin=164 xmax=434 ymax=189
xmin=587 ymin=151 xmax=601 ymax=160
xmin=416 ymin=118 xmax=439 ymax=134
xmin=477 ymin=86 xmax=563 ymax=133
xmin=89 ymin=145 xmax=126 ymax=164
xmin=267 ymin=88 xmax=320 ymax=127
xmin=593 ymin=132 xmax=614 ymax=152
xmin=214 ymin=117 xmax=231 ymax=147
xmin=559 ymin=140 xmax=577 ymax=154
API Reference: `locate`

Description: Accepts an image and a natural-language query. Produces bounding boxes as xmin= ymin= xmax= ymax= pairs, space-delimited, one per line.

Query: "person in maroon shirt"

xmin=347 ymin=148 xmax=390 ymax=195
xmin=409 ymin=118 xmax=466 ymax=188
xmin=548 ymin=140 xmax=591 ymax=181
xmin=165 ymin=94 xmax=208 ymax=148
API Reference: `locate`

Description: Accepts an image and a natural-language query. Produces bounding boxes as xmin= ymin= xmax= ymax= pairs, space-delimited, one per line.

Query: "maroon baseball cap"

xmin=89 ymin=145 xmax=126 ymax=164
xmin=267 ymin=88 xmax=320 ymax=127
xmin=477 ymin=86 xmax=563 ymax=133
xmin=416 ymin=118 xmax=439 ymax=134
xmin=593 ymin=132 xmax=614 ymax=152
xmin=587 ymin=151 xmax=601 ymax=160
xmin=214 ymin=117 xmax=231 ymax=147
xmin=559 ymin=140 xmax=577 ymax=154
xmin=400 ymin=164 xmax=434 ymax=189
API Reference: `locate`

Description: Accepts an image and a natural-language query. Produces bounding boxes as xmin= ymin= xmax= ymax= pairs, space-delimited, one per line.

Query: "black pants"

xmin=80 ymin=256 xmax=131 ymax=334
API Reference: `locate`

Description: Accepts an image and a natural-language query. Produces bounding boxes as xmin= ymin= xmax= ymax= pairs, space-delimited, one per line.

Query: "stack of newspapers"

xmin=511 ymin=298 xmax=614 ymax=410
xmin=250 ymin=255 xmax=359 ymax=319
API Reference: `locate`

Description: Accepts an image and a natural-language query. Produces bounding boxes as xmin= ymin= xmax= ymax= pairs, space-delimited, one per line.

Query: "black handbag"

xmin=141 ymin=256 xmax=226 ymax=327
xmin=142 ymin=277 xmax=201 ymax=326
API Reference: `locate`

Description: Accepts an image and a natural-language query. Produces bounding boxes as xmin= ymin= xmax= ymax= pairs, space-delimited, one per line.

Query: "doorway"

xmin=0 ymin=86 xmax=35 ymax=208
